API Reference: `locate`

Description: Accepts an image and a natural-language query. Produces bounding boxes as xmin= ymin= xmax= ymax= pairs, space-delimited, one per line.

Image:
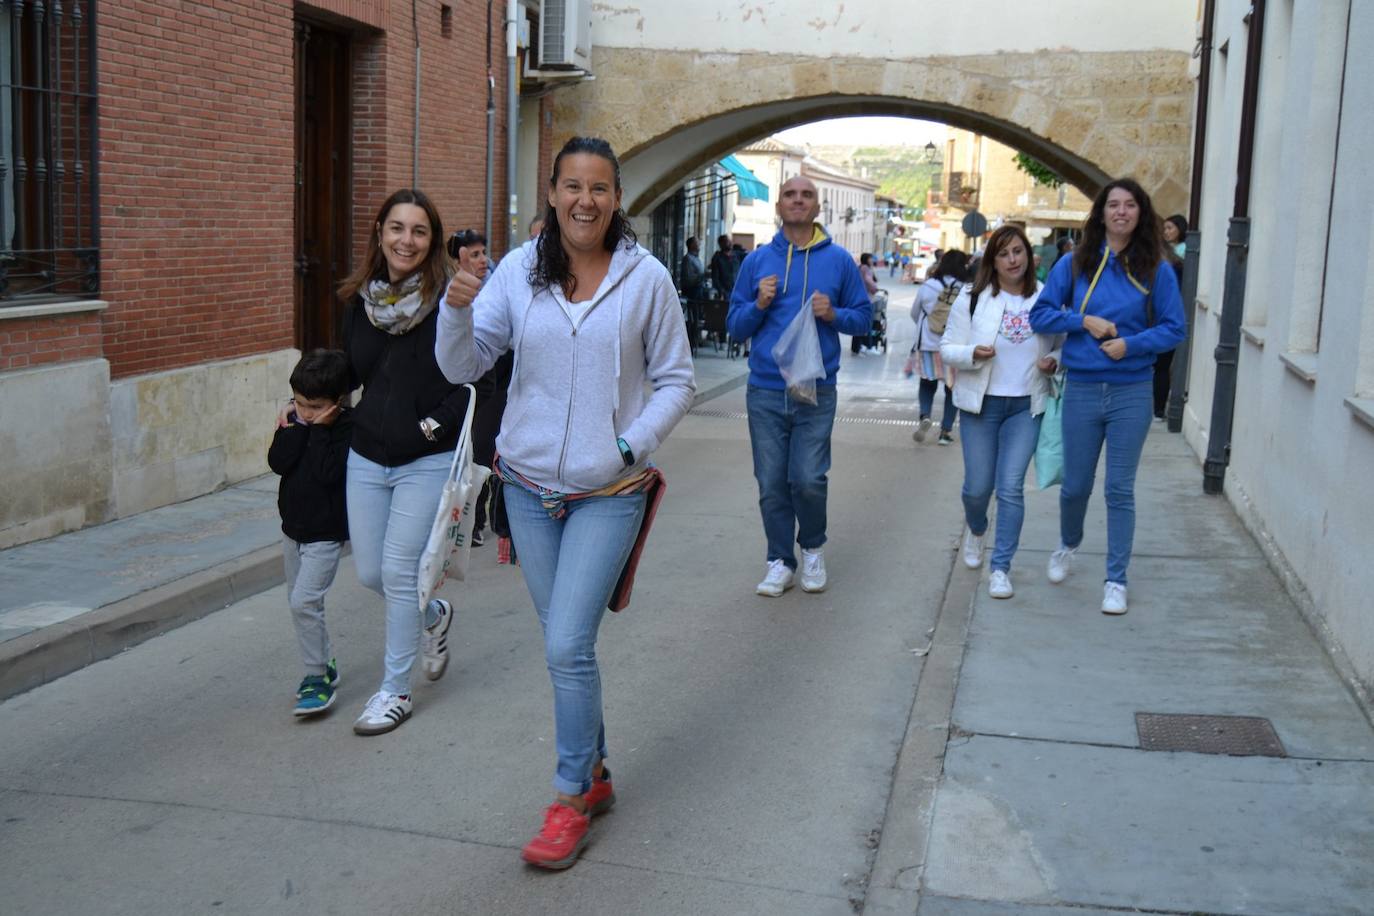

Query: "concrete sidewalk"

xmin=890 ymin=429 xmax=1374 ymax=915
xmin=0 ymin=354 xmax=750 ymax=702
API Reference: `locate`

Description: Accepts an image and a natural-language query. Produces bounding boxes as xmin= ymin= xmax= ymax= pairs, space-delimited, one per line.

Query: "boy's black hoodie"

xmin=267 ymin=411 xmax=352 ymax=543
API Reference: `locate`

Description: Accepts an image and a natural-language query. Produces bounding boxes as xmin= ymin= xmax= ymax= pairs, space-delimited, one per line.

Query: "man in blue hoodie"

xmin=727 ymin=175 xmax=872 ymax=597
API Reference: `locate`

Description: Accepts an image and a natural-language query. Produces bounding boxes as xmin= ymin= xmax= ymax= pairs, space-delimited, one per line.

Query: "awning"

xmin=719 ymin=155 xmax=769 ymax=202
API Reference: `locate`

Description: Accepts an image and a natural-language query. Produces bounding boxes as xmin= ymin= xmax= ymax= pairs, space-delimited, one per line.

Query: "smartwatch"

xmin=616 ymin=437 xmax=635 ymax=467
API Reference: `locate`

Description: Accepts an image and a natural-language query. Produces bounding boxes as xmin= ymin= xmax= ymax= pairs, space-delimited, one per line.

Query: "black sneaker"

xmin=938 ymin=431 xmax=954 ymax=446
xmin=472 ymin=529 xmax=485 ymax=547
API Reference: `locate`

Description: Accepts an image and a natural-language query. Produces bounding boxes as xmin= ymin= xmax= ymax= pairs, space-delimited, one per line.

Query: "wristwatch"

xmin=616 ymin=437 xmax=635 ymax=467
xmin=419 ymin=417 xmax=441 ymax=442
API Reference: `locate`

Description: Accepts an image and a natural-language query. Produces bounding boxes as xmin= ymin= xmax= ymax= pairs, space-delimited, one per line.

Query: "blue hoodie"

xmin=1029 ymin=246 xmax=1186 ymax=384
xmin=726 ymin=225 xmax=872 ymax=390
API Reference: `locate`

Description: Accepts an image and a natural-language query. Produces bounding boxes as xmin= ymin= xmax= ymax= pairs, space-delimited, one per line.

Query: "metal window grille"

xmin=1 ymin=0 xmax=99 ymax=302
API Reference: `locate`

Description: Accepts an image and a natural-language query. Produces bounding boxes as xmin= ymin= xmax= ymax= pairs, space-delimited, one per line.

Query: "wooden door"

xmin=293 ymin=21 xmax=352 ymax=351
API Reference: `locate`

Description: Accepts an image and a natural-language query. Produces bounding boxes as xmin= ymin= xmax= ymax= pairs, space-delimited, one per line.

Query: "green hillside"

xmin=808 ymin=144 xmax=942 ymax=217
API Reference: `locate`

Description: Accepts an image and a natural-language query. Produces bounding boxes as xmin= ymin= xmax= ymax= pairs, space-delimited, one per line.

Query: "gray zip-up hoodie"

xmin=436 ymin=239 xmax=696 ymax=493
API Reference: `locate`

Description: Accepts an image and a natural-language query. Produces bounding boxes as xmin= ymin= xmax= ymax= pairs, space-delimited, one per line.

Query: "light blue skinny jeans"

xmin=502 ymin=478 xmax=647 ymax=797
xmin=346 ymin=449 xmax=452 ymax=696
xmin=746 ymin=384 xmax=837 ymax=569
xmin=1059 ymin=378 xmax=1154 ymax=584
xmin=958 ymin=395 xmax=1041 ymax=573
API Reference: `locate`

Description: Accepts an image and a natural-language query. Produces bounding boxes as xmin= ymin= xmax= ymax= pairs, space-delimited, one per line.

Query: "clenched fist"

xmin=756 ymin=275 xmax=778 ymax=310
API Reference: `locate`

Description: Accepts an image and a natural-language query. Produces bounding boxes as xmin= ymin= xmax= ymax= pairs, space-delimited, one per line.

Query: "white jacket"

xmin=436 ymin=239 xmax=696 ymax=493
xmin=939 ymin=283 xmax=1064 ymax=417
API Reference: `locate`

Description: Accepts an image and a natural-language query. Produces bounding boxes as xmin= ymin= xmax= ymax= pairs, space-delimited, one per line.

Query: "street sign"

xmin=961 ymin=211 xmax=988 ymax=238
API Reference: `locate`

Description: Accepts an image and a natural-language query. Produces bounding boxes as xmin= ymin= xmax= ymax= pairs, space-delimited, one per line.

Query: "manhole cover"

xmin=1136 ymin=713 xmax=1287 ymax=757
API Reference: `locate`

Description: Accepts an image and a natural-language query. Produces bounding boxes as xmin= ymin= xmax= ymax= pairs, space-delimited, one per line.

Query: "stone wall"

xmin=552 ymin=48 xmax=1194 ymax=219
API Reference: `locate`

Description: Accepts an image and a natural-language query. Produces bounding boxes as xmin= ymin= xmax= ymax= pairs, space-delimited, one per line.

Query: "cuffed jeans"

xmin=503 ymin=481 xmax=646 ymax=797
xmin=1060 ymin=379 xmax=1153 ymax=584
xmin=346 ymin=449 xmax=453 ymax=696
xmin=919 ymin=377 xmax=956 ymax=432
xmin=746 ymin=384 xmax=836 ymax=569
xmin=283 ymin=536 xmax=344 ymax=676
xmin=958 ymin=395 xmax=1040 ymax=573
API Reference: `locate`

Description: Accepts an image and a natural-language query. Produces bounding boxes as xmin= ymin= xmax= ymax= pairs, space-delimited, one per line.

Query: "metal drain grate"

xmin=1135 ymin=713 xmax=1287 ymax=757
xmin=688 ymin=408 xmax=916 ymax=427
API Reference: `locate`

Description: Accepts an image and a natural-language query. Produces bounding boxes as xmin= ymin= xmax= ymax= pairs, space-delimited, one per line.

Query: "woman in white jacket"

xmin=940 ymin=225 xmax=1064 ymax=598
xmin=437 ymin=137 xmax=695 ymax=869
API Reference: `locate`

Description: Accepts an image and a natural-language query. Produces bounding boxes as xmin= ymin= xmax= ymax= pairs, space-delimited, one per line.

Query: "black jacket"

xmin=344 ymin=299 xmax=473 ymax=468
xmin=267 ymin=412 xmax=352 ymax=543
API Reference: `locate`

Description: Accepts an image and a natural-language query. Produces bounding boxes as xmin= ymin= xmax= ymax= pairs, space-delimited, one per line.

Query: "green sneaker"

xmin=325 ymin=658 xmax=340 ymax=687
xmin=294 ymin=668 xmax=337 ymax=718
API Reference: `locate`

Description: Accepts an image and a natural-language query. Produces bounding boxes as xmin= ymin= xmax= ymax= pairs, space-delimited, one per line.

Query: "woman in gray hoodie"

xmin=437 ymin=137 xmax=695 ymax=870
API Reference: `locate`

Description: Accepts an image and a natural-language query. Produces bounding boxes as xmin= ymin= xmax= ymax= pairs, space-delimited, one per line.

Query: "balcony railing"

xmin=947 ymin=171 xmax=980 ymax=209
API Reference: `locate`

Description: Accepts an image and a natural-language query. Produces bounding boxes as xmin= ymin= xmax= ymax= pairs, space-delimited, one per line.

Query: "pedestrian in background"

xmin=1154 ymin=214 xmax=1189 ymax=420
xmin=448 ymin=228 xmax=489 ymax=282
xmin=680 ymin=235 xmax=705 ymax=300
xmin=437 ymin=136 xmax=695 ymax=870
xmin=940 ymin=226 xmax=1063 ymax=599
xmin=911 ymin=249 xmax=970 ymax=445
xmin=852 ymin=252 xmax=881 ymax=354
xmin=336 ymin=189 xmax=473 ymax=734
xmin=1030 ymin=178 xmax=1186 ymax=615
xmin=727 ymin=175 xmax=872 ymax=598
xmin=710 ymin=233 xmax=738 ymax=299
xmin=268 ymin=349 xmax=353 ymax=717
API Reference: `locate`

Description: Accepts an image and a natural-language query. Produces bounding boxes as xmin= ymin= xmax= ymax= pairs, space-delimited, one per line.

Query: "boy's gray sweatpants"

xmin=283 ymin=536 xmax=344 ymax=675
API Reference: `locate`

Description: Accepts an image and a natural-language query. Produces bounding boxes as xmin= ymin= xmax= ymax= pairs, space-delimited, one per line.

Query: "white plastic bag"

xmin=771 ymin=293 xmax=826 ymax=405
xmin=417 ymin=384 xmax=491 ymax=610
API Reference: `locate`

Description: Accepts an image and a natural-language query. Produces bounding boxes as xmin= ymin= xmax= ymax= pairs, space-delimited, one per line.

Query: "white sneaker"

xmin=353 ymin=691 xmax=413 ymax=736
xmin=756 ymin=559 xmax=795 ymax=597
xmin=913 ymin=416 xmax=933 ymax=443
xmin=988 ymin=570 xmax=1013 ymax=599
xmin=961 ymin=528 xmax=984 ymax=569
xmin=1102 ymin=581 xmax=1128 ymax=615
xmin=1047 ymin=545 xmax=1076 ymax=584
xmin=800 ymin=548 xmax=827 ymax=593
xmin=421 ymin=598 xmax=453 ymax=681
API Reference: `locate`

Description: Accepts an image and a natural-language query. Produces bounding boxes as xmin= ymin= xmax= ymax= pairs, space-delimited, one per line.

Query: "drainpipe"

xmin=411 ymin=0 xmax=421 ymax=187
xmin=1167 ymin=0 xmax=1216 ymax=433
xmin=506 ymin=0 xmax=519 ymax=257
xmin=484 ymin=0 xmax=495 ymax=246
xmin=1203 ymin=0 xmax=1266 ymax=495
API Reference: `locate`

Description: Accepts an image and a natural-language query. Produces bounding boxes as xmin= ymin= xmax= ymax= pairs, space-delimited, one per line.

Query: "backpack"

xmin=926 ymin=280 xmax=961 ymax=335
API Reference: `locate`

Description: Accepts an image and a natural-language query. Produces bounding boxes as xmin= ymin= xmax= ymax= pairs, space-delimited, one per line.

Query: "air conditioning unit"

xmin=538 ymin=0 xmax=593 ymax=72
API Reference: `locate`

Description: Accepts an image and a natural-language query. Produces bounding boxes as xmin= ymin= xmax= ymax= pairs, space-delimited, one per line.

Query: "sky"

xmin=776 ymin=116 xmax=947 ymax=148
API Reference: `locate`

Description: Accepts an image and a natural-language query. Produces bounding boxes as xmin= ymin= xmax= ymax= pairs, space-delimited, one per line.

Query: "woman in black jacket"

xmin=338 ymin=189 xmax=475 ymax=736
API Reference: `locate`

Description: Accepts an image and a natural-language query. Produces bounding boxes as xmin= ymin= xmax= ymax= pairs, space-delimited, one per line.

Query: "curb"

xmin=0 ymin=546 xmax=284 ymax=703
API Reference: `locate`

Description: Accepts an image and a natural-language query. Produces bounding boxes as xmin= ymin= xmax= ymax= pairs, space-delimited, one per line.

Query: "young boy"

xmin=267 ymin=349 xmax=353 ymax=717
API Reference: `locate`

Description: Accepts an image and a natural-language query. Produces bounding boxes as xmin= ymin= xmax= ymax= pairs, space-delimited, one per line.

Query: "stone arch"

xmin=550 ymin=49 xmax=1193 ymax=217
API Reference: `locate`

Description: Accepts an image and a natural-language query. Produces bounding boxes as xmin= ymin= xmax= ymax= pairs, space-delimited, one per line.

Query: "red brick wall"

xmin=82 ymin=0 xmax=509 ymax=380
xmin=0 ymin=313 xmax=103 ymax=372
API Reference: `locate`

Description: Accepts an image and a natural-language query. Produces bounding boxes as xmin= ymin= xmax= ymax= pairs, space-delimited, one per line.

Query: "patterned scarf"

xmin=360 ymin=273 xmax=435 ymax=335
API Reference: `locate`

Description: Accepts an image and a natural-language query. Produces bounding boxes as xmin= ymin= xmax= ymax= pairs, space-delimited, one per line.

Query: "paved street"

xmin=2 ymin=283 xmax=1372 ymax=914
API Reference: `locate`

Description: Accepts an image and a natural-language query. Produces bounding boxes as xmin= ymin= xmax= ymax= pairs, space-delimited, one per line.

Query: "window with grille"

xmin=1 ymin=0 xmax=98 ymax=302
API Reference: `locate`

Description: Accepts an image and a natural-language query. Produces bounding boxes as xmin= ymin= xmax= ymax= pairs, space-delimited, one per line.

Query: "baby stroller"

xmin=868 ymin=289 xmax=889 ymax=353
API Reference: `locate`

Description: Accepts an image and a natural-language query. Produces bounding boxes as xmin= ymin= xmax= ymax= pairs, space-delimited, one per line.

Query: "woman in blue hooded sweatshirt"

xmin=1029 ymin=179 xmax=1186 ymax=615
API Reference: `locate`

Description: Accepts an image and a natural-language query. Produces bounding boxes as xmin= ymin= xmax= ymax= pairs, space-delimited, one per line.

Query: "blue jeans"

xmin=503 ymin=480 xmax=646 ymax=797
xmin=1059 ymin=379 xmax=1153 ymax=584
xmin=346 ymin=449 xmax=453 ymax=696
xmin=746 ymin=384 xmax=837 ymax=569
xmin=919 ymin=377 xmax=956 ymax=432
xmin=958 ymin=396 xmax=1041 ymax=573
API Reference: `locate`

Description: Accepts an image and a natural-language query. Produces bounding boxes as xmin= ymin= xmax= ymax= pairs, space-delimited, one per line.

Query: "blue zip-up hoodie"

xmin=1029 ymin=246 xmax=1186 ymax=384
xmin=726 ymin=225 xmax=872 ymax=390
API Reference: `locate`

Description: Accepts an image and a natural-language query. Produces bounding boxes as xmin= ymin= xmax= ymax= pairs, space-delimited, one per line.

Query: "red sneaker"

xmin=521 ymin=803 xmax=590 ymax=869
xmin=584 ymin=768 xmax=616 ymax=817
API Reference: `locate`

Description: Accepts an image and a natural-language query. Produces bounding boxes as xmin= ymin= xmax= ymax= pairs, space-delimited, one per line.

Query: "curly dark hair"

xmin=1074 ymin=178 xmax=1164 ymax=284
xmin=529 ymin=137 xmax=637 ymax=297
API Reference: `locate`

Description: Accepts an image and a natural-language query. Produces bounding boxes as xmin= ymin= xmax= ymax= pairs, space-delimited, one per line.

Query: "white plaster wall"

xmin=590 ymin=0 xmax=1197 ymax=56
xmin=1185 ymin=0 xmax=1374 ymax=696
xmin=109 ymin=349 xmax=298 ymax=519
xmin=0 ymin=360 xmax=114 ymax=548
